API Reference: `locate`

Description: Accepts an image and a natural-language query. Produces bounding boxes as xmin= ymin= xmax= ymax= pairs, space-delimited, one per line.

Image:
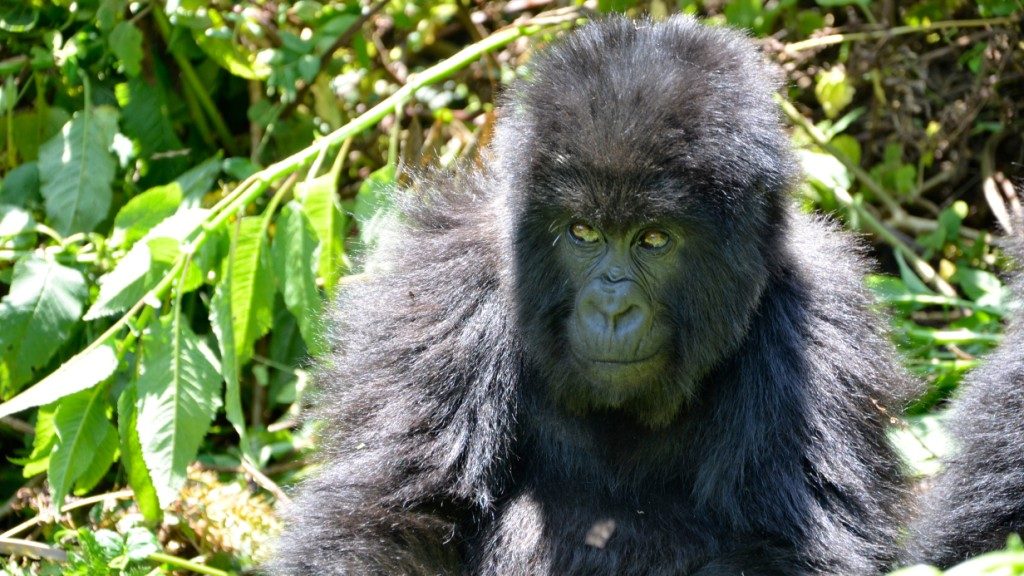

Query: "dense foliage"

xmin=0 ymin=0 xmax=1021 ymax=574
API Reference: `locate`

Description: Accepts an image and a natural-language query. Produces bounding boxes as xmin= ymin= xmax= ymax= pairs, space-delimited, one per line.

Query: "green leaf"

xmin=48 ymin=386 xmax=116 ymax=509
xmin=176 ymin=156 xmax=222 ymax=207
xmin=73 ymin=422 xmax=118 ymax=494
xmin=272 ymin=202 xmax=324 ymax=354
xmin=115 ymin=77 xmax=189 ymax=185
xmin=814 ymin=67 xmax=856 ymax=119
xmin=136 ymin=314 xmax=221 ymax=508
xmin=0 ymin=162 xmax=41 ymax=206
xmin=192 ymin=9 xmax=270 ymax=80
xmin=86 ymin=209 xmax=208 ymax=320
xmin=298 ymin=172 xmax=346 ymax=292
xmin=1 ymin=107 xmax=69 ymax=163
xmin=16 ymin=402 xmax=56 ymax=477
xmin=117 ymin=384 xmax=161 ymax=522
xmin=955 ymin=267 xmax=1007 ymax=308
xmin=123 ymin=527 xmax=160 ymax=561
xmin=0 ymin=255 xmax=87 ymax=391
xmin=0 ymin=343 xmax=118 ymax=419
xmin=110 ymin=184 xmax=184 ymax=249
xmin=109 ymin=21 xmax=143 ymax=77
xmin=212 ymin=217 xmax=274 ymax=366
xmin=38 ymin=106 xmax=119 ymax=235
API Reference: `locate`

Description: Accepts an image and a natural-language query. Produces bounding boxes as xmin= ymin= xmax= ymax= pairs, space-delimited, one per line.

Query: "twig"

xmin=784 ymin=16 xmax=1020 ymax=55
xmin=0 ymin=489 xmax=133 ymax=539
xmin=241 ymin=457 xmax=291 ymax=504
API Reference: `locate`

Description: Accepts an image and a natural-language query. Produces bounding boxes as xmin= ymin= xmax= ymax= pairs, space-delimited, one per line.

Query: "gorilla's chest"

xmin=466 ymin=487 xmax=728 ymax=575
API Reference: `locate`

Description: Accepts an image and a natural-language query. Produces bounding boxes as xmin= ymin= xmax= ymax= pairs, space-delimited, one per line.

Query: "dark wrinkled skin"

xmin=267 ymin=16 xmax=915 ymax=576
xmin=907 ymin=234 xmax=1024 ymax=568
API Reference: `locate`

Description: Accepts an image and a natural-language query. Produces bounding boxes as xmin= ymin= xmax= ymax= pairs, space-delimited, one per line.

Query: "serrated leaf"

xmin=298 ymin=173 xmax=345 ymax=292
xmin=210 ymin=269 xmax=243 ymax=441
xmin=110 ymin=184 xmax=184 ymax=249
xmin=38 ymin=106 xmax=119 ymax=235
xmin=109 ymin=21 xmax=143 ymax=76
xmin=137 ymin=314 xmax=221 ymax=507
xmin=115 ymin=78 xmax=189 ymax=185
xmin=118 ymin=383 xmax=161 ymax=522
xmin=49 ymin=386 xmax=116 ymax=509
xmin=212 ymin=217 xmax=273 ymax=365
xmin=0 ymin=343 xmax=118 ymax=419
xmin=74 ymin=422 xmax=118 ymax=494
xmin=0 ymin=255 xmax=87 ymax=390
xmin=272 ymin=202 xmax=324 ymax=355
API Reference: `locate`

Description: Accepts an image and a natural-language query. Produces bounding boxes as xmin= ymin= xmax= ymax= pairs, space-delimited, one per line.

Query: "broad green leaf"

xmin=137 ymin=314 xmax=221 ymax=507
xmin=0 ymin=162 xmax=41 ymax=206
xmin=118 ymin=384 xmax=161 ymax=522
xmin=298 ymin=172 xmax=346 ymax=292
xmin=38 ymin=106 xmax=119 ymax=235
xmin=0 ymin=255 xmax=87 ymax=390
xmin=109 ymin=21 xmax=143 ymax=77
xmin=212 ymin=217 xmax=274 ymax=366
xmin=48 ymin=386 xmax=116 ymax=509
xmin=272 ymin=202 xmax=324 ymax=354
xmin=0 ymin=343 xmax=118 ymax=419
xmin=109 ymin=184 xmax=184 ymax=249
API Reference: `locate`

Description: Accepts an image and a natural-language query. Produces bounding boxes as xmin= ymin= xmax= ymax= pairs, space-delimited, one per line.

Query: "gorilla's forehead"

xmin=497 ymin=15 xmax=794 ymax=224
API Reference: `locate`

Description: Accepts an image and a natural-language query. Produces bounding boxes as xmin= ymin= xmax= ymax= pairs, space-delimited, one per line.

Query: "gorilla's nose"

xmin=579 ymin=281 xmax=649 ymax=343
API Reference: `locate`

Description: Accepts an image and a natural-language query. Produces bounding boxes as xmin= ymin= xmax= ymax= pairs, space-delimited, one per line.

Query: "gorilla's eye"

xmin=568 ymin=222 xmax=601 ymax=244
xmin=638 ymin=229 xmax=670 ymax=251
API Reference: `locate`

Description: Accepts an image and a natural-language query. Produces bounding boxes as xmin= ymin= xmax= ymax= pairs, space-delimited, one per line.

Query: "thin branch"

xmin=784 ymin=15 xmax=1020 ymax=55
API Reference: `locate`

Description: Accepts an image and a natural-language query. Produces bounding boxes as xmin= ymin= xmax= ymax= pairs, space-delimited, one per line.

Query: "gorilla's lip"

xmin=580 ymin=354 xmax=659 ymax=365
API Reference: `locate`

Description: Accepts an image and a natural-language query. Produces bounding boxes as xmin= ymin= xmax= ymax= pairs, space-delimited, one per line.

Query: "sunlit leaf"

xmin=272 ymin=202 xmax=324 ymax=354
xmin=37 ymin=106 xmax=119 ymax=235
xmin=137 ymin=314 xmax=221 ymax=508
xmin=0 ymin=255 xmax=87 ymax=391
xmin=48 ymin=386 xmax=116 ymax=509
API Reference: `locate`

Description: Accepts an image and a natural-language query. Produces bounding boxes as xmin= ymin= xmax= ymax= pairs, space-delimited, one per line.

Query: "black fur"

xmin=268 ymin=16 xmax=913 ymax=575
xmin=908 ymin=234 xmax=1024 ymax=568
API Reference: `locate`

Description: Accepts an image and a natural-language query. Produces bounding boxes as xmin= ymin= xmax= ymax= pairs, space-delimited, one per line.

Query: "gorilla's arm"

xmin=267 ymin=180 xmax=520 ymax=575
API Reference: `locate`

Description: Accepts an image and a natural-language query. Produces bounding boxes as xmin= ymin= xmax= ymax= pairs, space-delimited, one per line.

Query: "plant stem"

xmin=147 ymin=552 xmax=231 ymax=576
xmin=784 ymin=15 xmax=1020 ymax=54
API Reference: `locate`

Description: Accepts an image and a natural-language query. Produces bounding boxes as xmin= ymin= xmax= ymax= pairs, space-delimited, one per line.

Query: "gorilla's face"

xmin=559 ymin=221 xmax=678 ymax=393
xmin=510 ymin=181 xmax=776 ymax=428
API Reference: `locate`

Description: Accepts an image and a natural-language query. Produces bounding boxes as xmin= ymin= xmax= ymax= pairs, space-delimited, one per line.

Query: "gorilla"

xmin=269 ymin=16 xmax=914 ymax=576
xmin=908 ymin=235 xmax=1024 ymax=568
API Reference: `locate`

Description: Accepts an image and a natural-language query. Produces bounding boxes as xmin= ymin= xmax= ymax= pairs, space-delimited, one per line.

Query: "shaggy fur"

xmin=268 ymin=16 xmax=913 ymax=575
xmin=908 ymin=234 xmax=1024 ymax=568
